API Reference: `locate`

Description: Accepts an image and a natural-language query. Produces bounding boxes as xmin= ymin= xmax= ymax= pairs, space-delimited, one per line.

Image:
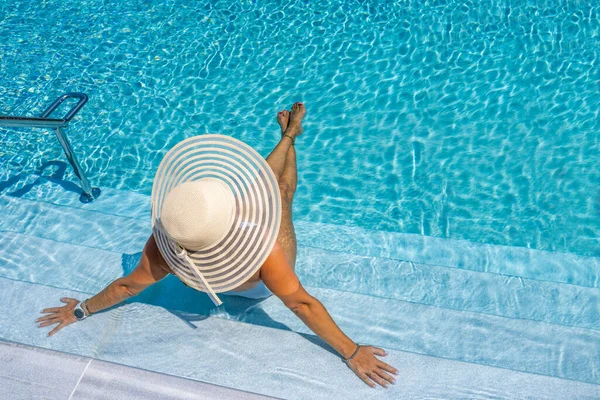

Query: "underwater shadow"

xmin=0 ymin=160 xmax=81 ymax=197
xmin=118 ymin=252 xmax=300 ymax=334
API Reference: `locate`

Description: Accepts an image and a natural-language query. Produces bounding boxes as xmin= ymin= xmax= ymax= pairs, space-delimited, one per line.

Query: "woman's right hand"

xmin=36 ymin=297 xmax=80 ymax=336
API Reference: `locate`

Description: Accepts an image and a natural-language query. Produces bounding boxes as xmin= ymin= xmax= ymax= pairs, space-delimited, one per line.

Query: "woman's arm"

xmin=37 ymin=235 xmax=169 ymax=336
xmin=281 ymin=284 xmax=397 ymax=388
xmin=260 ymin=244 xmax=398 ymax=388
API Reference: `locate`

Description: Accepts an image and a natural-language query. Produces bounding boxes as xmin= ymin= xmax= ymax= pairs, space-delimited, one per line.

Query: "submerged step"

xmin=1 ymin=230 xmax=598 ymax=332
xmin=296 ymin=222 xmax=600 ymax=288
xmin=1 ymin=183 xmax=599 ymax=384
xmin=0 ymin=234 xmax=598 ymax=385
xmin=235 ymin=287 xmax=600 ymax=385
xmin=0 ymin=174 xmax=151 ymax=220
xmin=0 ymin=231 xmax=125 ymax=294
xmin=0 ymin=277 xmax=598 ymax=399
xmin=2 ymin=178 xmax=599 ymax=287
xmin=0 ymin=195 xmax=147 ymax=254
xmin=297 ymin=246 xmax=600 ymax=331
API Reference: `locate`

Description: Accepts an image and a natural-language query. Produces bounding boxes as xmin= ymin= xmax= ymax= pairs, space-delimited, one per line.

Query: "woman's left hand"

xmin=345 ymin=345 xmax=398 ymax=388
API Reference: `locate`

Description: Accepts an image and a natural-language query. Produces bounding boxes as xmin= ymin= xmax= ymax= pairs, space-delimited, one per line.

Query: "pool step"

xmin=0 ymin=276 xmax=599 ymax=400
xmin=1 ymin=180 xmax=599 ymax=288
xmin=297 ymin=245 xmax=600 ymax=331
xmin=0 ymin=194 xmax=148 ymax=254
xmin=1 ymin=214 xmax=598 ymax=333
xmin=0 ymin=173 xmax=151 ymax=220
xmin=1 ymin=191 xmax=599 ymax=330
xmin=0 ymin=231 xmax=598 ymax=385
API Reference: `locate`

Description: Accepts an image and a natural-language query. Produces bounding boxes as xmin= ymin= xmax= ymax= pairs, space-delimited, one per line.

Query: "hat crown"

xmin=160 ymin=179 xmax=235 ymax=251
xmin=151 ymin=134 xmax=282 ymax=306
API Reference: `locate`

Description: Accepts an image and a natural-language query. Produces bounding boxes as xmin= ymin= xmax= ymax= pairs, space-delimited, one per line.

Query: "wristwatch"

xmin=73 ymin=299 xmax=90 ymax=321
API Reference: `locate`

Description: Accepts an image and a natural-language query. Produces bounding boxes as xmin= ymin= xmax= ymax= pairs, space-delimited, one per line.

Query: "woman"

xmin=37 ymin=102 xmax=397 ymax=388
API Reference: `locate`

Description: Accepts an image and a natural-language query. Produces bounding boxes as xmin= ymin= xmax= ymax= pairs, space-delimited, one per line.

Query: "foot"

xmin=284 ymin=102 xmax=306 ymax=139
xmin=277 ymin=110 xmax=290 ymax=135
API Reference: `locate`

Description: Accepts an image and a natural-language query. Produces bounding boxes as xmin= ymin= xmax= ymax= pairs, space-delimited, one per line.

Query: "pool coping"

xmin=0 ymin=339 xmax=277 ymax=400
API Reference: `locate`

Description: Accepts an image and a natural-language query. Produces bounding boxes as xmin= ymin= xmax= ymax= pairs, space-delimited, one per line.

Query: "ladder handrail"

xmin=0 ymin=116 xmax=67 ymax=128
xmin=40 ymin=92 xmax=88 ymax=122
xmin=0 ymin=92 xmax=100 ymax=203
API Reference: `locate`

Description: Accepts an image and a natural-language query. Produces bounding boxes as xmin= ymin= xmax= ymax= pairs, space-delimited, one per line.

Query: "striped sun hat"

xmin=151 ymin=134 xmax=282 ymax=306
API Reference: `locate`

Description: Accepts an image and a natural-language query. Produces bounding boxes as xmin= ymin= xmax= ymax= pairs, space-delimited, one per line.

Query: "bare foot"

xmin=284 ymin=102 xmax=306 ymax=139
xmin=277 ymin=110 xmax=290 ymax=135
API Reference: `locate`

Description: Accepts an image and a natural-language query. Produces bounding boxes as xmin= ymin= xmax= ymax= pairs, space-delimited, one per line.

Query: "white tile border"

xmin=1 ymin=340 xmax=277 ymax=400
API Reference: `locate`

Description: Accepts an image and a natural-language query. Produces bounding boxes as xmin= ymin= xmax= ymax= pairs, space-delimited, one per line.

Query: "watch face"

xmin=74 ymin=308 xmax=85 ymax=319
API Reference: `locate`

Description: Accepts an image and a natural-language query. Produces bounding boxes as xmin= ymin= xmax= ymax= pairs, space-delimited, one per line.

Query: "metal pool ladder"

xmin=0 ymin=92 xmax=101 ymax=203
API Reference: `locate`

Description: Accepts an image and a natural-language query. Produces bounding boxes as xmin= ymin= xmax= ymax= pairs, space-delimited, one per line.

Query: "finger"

xmin=38 ymin=319 xmax=60 ymax=328
xmin=377 ymin=360 xmax=399 ymax=375
xmin=36 ymin=314 xmax=58 ymax=323
xmin=370 ymin=346 xmax=388 ymax=357
xmin=41 ymin=307 xmax=60 ymax=314
xmin=47 ymin=322 xmax=67 ymax=337
xmin=367 ymin=371 xmax=389 ymax=388
xmin=61 ymin=297 xmax=78 ymax=304
xmin=375 ymin=369 xmax=396 ymax=385
xmin=358 ymin=372 xmax=376 ymax=388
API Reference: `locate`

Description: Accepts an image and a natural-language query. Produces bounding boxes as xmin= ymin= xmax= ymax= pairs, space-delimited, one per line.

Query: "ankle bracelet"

xmin=283 ymin=134 xmax=295 ymax=146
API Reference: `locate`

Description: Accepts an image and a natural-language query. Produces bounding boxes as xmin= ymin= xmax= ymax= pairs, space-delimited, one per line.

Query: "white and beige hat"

xmin=151 ymin=134 xmax=282 ymax=306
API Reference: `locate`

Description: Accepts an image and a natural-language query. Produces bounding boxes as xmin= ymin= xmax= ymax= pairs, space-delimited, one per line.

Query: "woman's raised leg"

xmin=266 ymin=102 xmax=306 ymax=268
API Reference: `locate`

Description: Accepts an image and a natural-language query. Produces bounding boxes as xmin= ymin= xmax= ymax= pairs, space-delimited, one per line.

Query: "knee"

xmin=278 ymin=181 xmax=296 ymax=203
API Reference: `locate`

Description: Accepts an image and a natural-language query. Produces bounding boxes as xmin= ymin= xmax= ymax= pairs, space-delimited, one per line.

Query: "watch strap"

xmin=81 ymin=299 xmax=90 ymax=315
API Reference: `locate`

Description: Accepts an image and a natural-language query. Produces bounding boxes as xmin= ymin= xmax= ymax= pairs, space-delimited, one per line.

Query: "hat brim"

xmin=151 ymin=134 xmax=281 ymax=298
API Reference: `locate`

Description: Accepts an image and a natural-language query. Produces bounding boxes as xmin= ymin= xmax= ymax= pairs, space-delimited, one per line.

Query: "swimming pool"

xmin=1 ymin=0 xmax=599 ymax=398
xmin=2 ymin=0 xmax=598 ymax=257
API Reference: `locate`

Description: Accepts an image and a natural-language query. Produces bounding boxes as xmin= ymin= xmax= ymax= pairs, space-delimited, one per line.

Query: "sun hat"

xmin=151 ymin=134 xmax=282 ymax=306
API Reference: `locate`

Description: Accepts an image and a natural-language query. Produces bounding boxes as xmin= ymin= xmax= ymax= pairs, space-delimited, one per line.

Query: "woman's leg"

xmin=266 ymin=103 xmax=306 ymax=268
xmin=265 ymin=103 xmax=304 ymax=179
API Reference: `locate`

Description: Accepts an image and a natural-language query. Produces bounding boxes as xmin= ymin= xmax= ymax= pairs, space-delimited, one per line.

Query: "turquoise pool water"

xmin=1 ymin=0 xmax=598 ymax=257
